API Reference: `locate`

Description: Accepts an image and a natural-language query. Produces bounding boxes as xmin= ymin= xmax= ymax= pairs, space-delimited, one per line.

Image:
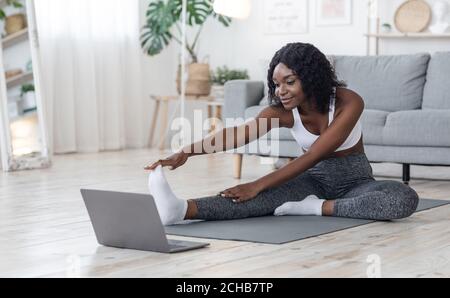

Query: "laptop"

xmin=81 ymin=189 xmax=209 ymax=253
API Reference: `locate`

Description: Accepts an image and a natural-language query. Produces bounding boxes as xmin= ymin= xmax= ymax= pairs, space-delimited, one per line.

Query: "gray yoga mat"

xmin=165 ymin=199 xmax=450 ymax=244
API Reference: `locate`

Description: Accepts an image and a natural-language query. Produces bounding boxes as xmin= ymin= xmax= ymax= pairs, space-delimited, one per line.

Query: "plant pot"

xmin=20 ymin=91 xmax=36 ymax=112
xmin=381 ymin=25 xmax=392 ymax=33
xmin=211 ymin=84 xmax=225 ymax=99
xmin=177 ymin=63 xmax=212 ymax=96
xmin=5 ymin=13 xmax=26 ymax=35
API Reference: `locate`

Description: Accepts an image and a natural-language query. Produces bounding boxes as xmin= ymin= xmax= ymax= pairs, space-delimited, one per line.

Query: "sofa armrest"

xmin=223 ymin=80 xmax=265 ymax=119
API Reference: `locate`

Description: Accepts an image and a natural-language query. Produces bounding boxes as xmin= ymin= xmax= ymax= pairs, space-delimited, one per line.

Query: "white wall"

xmin=197 ymin=0 xmax=369 ymax=82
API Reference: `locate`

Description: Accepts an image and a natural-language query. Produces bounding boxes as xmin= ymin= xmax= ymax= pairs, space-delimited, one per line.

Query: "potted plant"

xmin=0 ymin=0 xmax=25 ymax=36
xmin=381 ymin=23 xmax=392 ymax=33
xmin=210 ymin=66 xmax=249 ymax=98
xmin=20 ymin=84 xmax=36 ymax=113
xmin=141 ymin=0 xmax=232 ymax=96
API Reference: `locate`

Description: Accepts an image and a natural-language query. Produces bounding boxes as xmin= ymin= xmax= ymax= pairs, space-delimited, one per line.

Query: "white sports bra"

xmin=290 ymin=93 xmax=362 ymax=152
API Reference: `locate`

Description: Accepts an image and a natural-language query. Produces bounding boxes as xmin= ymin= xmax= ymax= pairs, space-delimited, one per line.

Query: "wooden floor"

xmin=1 ymin=149 xmax=450 ymax=278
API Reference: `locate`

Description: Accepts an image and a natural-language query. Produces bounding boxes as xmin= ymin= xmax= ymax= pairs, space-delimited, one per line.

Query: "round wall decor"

xmin=394 ymin=0 xmax=432 ymax=33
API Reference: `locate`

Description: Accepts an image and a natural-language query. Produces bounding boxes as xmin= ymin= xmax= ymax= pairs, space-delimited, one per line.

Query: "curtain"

xmin=34 ymin=0 xmax=145 ymax=153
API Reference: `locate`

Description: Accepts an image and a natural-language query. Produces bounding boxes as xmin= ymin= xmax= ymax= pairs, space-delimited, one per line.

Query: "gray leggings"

xmin=193 ymin=153 xmax=419 ymax=221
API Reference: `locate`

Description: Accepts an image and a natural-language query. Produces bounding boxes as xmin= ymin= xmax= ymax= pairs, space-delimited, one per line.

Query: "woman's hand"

xmin=220 ymin=181 xmax=264 ymax=203
xmin=144 ymin=151 xmax=189 ymax=171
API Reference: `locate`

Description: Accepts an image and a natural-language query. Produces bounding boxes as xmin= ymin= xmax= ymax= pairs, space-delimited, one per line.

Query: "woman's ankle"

xmin=185 ymin=200 xmax=198 ymax=220
xmin=322 ymin=200 xmax=335 ymax=216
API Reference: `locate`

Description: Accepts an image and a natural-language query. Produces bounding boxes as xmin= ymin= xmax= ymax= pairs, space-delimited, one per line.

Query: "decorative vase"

xmin=429 ymin=0 xmax=449 ymax=34
xmin=5 ymin=13 xmax=26 ymax=35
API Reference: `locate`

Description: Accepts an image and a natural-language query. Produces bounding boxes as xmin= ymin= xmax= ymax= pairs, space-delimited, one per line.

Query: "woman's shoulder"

xmin=336 ymin=87 xmax=362 ymax=99
xmin=335 ymin=88 xmax=365 ymax=111
xmin=258 ymin=105 xmax=289 ymax=116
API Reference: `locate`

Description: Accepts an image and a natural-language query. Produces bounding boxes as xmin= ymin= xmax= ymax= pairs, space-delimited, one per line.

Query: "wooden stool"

xmin=206 ymin=100 xmax=224 ymax=133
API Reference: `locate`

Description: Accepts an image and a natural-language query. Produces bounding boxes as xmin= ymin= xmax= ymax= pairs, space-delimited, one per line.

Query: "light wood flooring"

xmin=1 ymin=149 xmax=449 ymax=278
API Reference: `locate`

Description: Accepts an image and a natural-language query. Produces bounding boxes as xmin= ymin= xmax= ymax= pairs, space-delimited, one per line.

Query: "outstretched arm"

xmin=183 ymin=106 xmax=285 ymax=157
xmin=146 ymin=106 xmax=285 ymax=170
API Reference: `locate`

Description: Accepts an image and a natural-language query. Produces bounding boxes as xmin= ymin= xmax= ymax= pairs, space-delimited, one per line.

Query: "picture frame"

xmin=316 ymin=0 xmax=353 ymax=26
xmin=263 ymin=0 xmax=309 ymax=35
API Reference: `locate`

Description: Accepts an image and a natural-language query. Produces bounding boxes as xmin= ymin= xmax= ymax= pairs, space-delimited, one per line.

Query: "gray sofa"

xmin=224 ymin=52 xmax=450 ymax=184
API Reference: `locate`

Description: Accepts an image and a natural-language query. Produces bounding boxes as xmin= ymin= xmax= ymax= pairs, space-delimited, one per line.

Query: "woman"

xmin=145 ymin=43 xmax=419 ymax=226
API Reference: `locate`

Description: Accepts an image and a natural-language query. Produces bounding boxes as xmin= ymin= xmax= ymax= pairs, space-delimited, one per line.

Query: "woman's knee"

xmin=389 ymin=182 xmax=419 ymax=219
xmin=402 ymin=187 xmax=419 ymax=218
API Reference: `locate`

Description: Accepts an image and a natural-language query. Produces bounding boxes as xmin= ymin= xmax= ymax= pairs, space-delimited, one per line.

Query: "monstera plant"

xmin=141 ymin=0 xmax=232 ymax=96
xmin=141 ymin=0 xmax=231 ymax=63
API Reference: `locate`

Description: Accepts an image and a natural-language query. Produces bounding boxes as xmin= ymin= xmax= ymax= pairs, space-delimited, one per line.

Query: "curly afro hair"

xmin=267 ymin=43 xmax=346 ymax=114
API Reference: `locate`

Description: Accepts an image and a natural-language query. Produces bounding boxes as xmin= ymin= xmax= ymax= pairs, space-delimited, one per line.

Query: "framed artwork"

xmin=263 ymin=0 xmax=309 ymax=35
xmin=316 ymin=0 xmax=353 ymax=26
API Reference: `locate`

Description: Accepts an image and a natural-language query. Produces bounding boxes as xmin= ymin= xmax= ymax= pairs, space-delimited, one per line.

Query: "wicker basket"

xmin=5 ymin=14 xmax=27 ymax=35
xmin=177 ymin=63 xmax=212 ymax=96
xmin=5 ymin=69 xmax=23 ymax=79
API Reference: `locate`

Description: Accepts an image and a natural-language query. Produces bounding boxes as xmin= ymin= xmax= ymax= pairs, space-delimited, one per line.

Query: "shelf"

xmin=2 ymin=28 xmax=29 ymax=49
xmin=6 ymin=71 xmax=34 ymax=89
xmin=365 ymin=33 xmax=450 ymax=38
xmin=10 ymin=109 xmax=37 ymax=123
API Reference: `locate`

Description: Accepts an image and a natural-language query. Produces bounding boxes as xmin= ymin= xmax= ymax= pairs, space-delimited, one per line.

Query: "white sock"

xmin=148 ymin=166 xmax=188 ymax=226
xmin=274 ymin=195 xmax=325 ymax=217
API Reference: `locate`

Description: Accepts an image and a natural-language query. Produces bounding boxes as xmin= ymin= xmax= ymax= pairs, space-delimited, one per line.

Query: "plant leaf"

xmin=140 ymin=0 xmax=233 ymax=58
xmin=172 ymin=0 xmax=212 ymax=26
xmin=6 ymin=0 xmax=23 ymax=8
xmin=141 ymin=1 xmax=177 ymax=56
xmin=146 ymin=0 xmax=176 ymax=30
xmin=140 ymin=24 xmax=173 ymax=56
xmin=212 ymin=12 xmax=232 ymax=27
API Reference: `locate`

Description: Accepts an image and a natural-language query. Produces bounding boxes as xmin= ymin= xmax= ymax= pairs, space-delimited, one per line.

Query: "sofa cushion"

xmin=365 ymin=145 xmax=450 ymax=166
xmin=383 ymin=110 xmax=450 ymax=147
xmin=245 ymin=105 xmax=265 ymax=119
xmin=333 ymin=54 xmax=430 ymax=112
xmin=245 ymin=106 xmax=294 ymax=141
xmin=361 ymin=109 xmax=389 ymax=145
xmin=260 ymin=96 xmax=269 ymax=106
xmin=422 ymin=52 xmax=450 ymax=110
